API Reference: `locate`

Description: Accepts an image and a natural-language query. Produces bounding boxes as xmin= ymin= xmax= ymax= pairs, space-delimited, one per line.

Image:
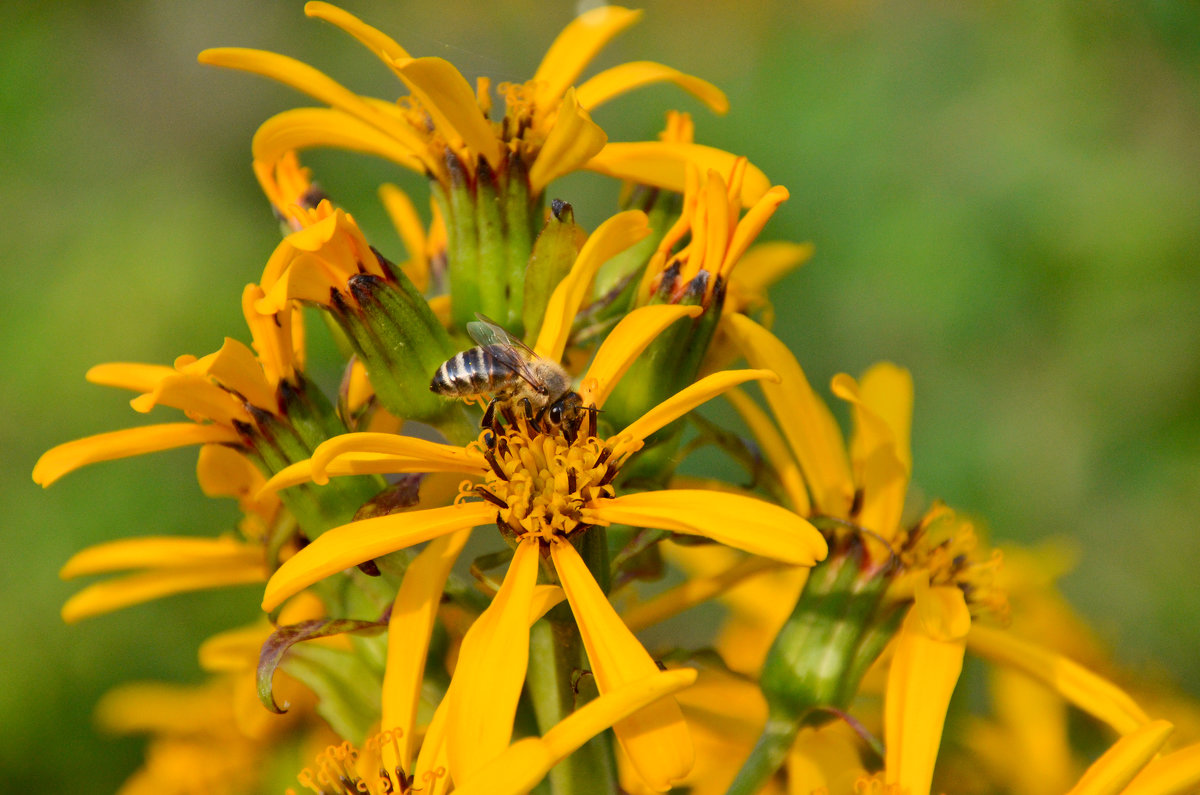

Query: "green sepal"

xmin=474 ymin=157 xmax=508 ymax=323
xmin=342 ymin=270 xmax=457 ymax=422
xmin=443 ymin=152 xmax=481 ymax=329
xmin=503 ymin=154 xmax=537 ymax=332
xmin=524 ymin=200 xmax=585 ymax=342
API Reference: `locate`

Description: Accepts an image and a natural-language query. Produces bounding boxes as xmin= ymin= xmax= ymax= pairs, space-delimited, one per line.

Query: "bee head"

xmin=544 ymin=391 xmax=584 ymax=430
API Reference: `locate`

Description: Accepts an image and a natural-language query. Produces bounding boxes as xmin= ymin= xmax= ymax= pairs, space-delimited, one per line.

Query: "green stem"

xmin=527 ymin=619 xmax=617 ymax=795
xmin=724 ymin=715 xmax=799 ymax=795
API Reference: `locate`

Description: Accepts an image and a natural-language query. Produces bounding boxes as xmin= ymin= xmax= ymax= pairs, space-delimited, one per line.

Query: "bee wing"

xmin=466 ymin=314 xmax=546 ymax=393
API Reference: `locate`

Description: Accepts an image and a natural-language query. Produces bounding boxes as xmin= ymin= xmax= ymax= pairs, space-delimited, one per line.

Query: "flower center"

xmin=474 ymin=410 xmax=617 ymax=544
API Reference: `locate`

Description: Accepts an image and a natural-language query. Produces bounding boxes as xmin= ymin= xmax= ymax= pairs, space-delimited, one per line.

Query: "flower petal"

xmin=390 ymin=56 xmax=502 ymax=168
xmin=614 ymin=368 xmax=779 ymax=447
xmin=382 ymin=528 xmax=470 ymax=770
xmin=310 ymin=432 xmax=485 ymax=485
xmin=252 ymin=107 xmax=427 ymax=174
xmin=535 ymin=210 xmax=652 ymax=362
xmin=198 ymin=47 xmax=399 ymax=135
xmin=724 ymin=387 xmax=811 ymax=514
xmin=581 ymin=305 xmax=703 ymax=409
xmin=727 ymin=241 xmax=813 ymax=300
xmin=587 ymin=142 xmax=770 ymax=205
xmin=588 ymin=490 xmax=826 ymax=566
xmin=447 ymin=540 xmax=539 ymax=782
xmin=719 ymin=186 xmax=790 ymax=278
xmin=884 ymin=600 xmax=967 ymax=795
xmin=531 ymin=6 xmax=643 ymax=112
xmin=62 ymin=563 xmax=267 ymax=623
xmin=452 ymin=669 xmax=699 ymax=795
xmin=1123 ymin=740 xmax=1200 ymax=795
xmin=966 ymin=623 xmax=1151 ymax=736
xmin=33 ymin=423 xmax=240 ymax=487
xmin=262 ymin=501 xmax=494 ymax=611
xmin=304 ymin=2 xmax=412 ymax=62
xmin=85 ymin=362 xmax=177 ymax=392
xmin=576 ymin=61 xmax=728 ymax=114
xmin=1066 ymin=720 xmax=1175 ymax=795
xmin=621 ymin=555 xmax=782 ymax=633
xmin=722 ymin=314 xmax=854 ymax=517
xmin=527 ymin=88 xmax=608 ymax=195
xmin=550 ymin=541 xmax=693 ymax=792
xmin=61 ymin=536 xmax=261 ymax=578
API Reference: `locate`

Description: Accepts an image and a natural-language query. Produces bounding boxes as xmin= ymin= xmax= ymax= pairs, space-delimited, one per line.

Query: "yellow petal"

xmin=727 ymin=241 xmax=814 ymax=299
xmin=61 ymin=536 xmax=261 ymax=578
xmin=197 ymin=47 xmax=399 ymax=135
xmin=550 ymin=541 xmax=693 ymax=792
xmin=884 ymin=602 xmax=967 ymax=795
xmin=1123 ymin=741 xmax=1200 ymax=795
xmin=913 ymin=580 xmax=973 ymax=641
xmin=62 ymin=563 xmax=267 ymax=623
xmin=614 ymin=368 xmax=779 ymax=446
xmin=722 ymin=314 xmax=854 ymax=516
xmin=587 ymin=142 xmax=770 ymax=206
xmin=309 ymin=432 xmax=484 ymax=485
xmin=201 ymin=337 xmax=276 ymax=412
xmin=382 ymin=528 xmax=470 ymax=770
xmin=85 ymin=362 xmax=177 ymax=392
xmin=452 ymin=669 xmax=699 ymax=795
xmin=252 ymin=107 xmax=426 ymax=174
xmin=786 ymin=723 xmax=870 ymax=795
xmin=379 ymin=183 xmax=430 ymax=293
xmin=622 ymin=555 xmax=782 ymax=633
xmin=724 ymin=387 xmax=811 ymax=514
xmin=390 ymin=56 xmax=502 ymax=168
xmin=719 ymin=186 xmax=790 ymax=278
xmin=127 ymin=372 xmax=247 ymax=426
xmin=831 ymin=370 xmax=910 ymax=539
xmin=241 ymin=284 xmax=296 ymax=388
xmin=258 ymin=451 xmax=475 ymax=497
xmin=531 ymin=6 xmax=643 ymax=113
xmin=858 ymin=362 xmax=914 ymax=476
xmin=447 ymin=540 xmax=539 ymax=782
xmin=588 ymin=490 xmax=826 ymax=566
xmin=966 ymin=623 xmax=1151 ymax=736
xmin=33 ymin=423 xmax=240 ymax=487
xmin=576 ymin=61 xmax=728 ymax=114
xmin=527 ymin=88 xmax=608 ymax=195
xmin=262 ymin=501 xmax=493 ymax=611
xmin=1067 ymin=720 xmax=1175 ymax=795
xmin=535 ymin=210 xmax=651 ymax=362
xmin=581 ymin=305 xmax=703 ymax=409
xmin=304 ymin=2 xmax=412 ymax=62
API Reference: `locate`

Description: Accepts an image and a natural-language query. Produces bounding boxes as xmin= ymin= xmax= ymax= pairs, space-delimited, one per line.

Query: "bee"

xmin=431 ymin=314 xmax=584 ymax=432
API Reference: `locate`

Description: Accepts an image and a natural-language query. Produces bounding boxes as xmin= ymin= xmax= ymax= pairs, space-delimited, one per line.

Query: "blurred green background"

xmin=4 ymin=1 xmax=1198 ymax=790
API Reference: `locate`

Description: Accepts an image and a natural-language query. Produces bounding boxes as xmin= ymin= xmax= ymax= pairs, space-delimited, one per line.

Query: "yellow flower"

xmin=33 ymin=284 xmax=302 ymax=488
xmin=255 ymin=217 xmax=828 ymax=790
xmin=199 ymin=3 xmax=764 ymax=203
xmin=291 ymin=668 xmax=697 ymax=795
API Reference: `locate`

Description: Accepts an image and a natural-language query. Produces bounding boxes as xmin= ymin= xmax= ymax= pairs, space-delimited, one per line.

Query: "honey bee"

xmin=430 ymin=314 xmax=584 ymax=431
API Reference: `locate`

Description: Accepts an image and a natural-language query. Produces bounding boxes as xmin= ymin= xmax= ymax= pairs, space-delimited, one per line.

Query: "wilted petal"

xmin=591 ymin=489 xmax=825 ymax=567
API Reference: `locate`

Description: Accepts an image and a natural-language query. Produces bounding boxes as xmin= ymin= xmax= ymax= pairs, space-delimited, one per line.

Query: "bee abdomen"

xmin=431 ymin=346 xmax=499 ymax=396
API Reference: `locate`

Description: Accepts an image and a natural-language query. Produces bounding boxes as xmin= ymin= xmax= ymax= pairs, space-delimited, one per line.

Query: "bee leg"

xmin=481 ymin=398 xmax=497 ymax=430
xmin=518 ymin=397 xmax=535 ymax=423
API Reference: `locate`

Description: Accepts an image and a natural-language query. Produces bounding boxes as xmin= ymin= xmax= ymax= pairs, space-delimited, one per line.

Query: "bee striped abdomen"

xmin=431 ymin=346 xmax=504 ymax=397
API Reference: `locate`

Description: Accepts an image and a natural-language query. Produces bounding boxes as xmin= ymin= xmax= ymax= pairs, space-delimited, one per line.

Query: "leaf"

xmin=257 ymin=615 xmax=388 ymax=713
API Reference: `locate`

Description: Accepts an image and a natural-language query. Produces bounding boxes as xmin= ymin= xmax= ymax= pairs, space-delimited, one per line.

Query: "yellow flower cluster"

xmin=35 ymin=4 xmax=1200 ymax=795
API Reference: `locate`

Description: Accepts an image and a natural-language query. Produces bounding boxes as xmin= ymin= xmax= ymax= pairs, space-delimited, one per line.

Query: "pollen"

xmin=473 ymin=409 xmax=616 ymax=544
xmin=294 ymin=729 xmax=444 ymax=795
